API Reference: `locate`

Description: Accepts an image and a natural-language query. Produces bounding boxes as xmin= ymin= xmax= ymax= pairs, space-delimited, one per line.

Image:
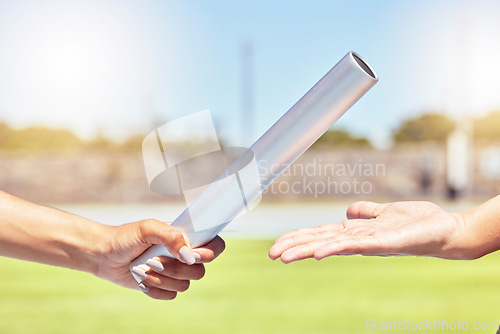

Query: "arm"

xmin=269 ymin=196 xmax=500 ymax=263
xmin=0 ymin=191 xmax=225 ymax=300
xmin=459 ymin=195 xmax=500 ymax=258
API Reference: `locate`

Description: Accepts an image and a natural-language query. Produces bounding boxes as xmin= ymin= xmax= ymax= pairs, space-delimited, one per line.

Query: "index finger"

xmin=138 ymin=219 xmax=196 ymax=265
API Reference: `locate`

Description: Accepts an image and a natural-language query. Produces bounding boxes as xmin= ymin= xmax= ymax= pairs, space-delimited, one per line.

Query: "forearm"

xmin=457 ymin=195 xmax=500 ymax=259
xmin=0 ymin=191 xmax=111 ymax=274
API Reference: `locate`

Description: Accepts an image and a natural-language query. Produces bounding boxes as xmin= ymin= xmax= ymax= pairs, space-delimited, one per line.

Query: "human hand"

xmin=269 ymin=201 xmax=478 ymax=263
xmin=95 ymin=219 xmax=225 ymax=300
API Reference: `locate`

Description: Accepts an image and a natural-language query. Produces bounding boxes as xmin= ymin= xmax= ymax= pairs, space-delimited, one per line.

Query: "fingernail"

xmin=193 ymin=252 xmax=201 ymax=262
xmin=146 ymin=258 xmax=164 ymax=272
xmin=179 ymin=246 xmax=196 ymax=265
xmin=131 ymin=266 xmax=148 ymax=280
xmin=138 ymin=283 xmax=149 ymax=293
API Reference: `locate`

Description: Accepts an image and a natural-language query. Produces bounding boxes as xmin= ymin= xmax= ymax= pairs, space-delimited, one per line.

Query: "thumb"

xmin=137 ymin=219 xmax=196 ymax=265
xmin=346 ymin=201 xmax=388 ymax=220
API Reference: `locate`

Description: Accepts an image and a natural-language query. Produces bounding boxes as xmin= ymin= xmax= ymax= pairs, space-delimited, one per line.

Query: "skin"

xmin=269 ymin=196 xmax=500 ymax=263
xmin=0 ymin=191 xmax=225 ymax=300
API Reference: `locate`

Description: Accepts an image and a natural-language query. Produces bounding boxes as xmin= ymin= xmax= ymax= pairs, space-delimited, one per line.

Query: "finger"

xmin=138 ymin=283 xmax=178 ymax=300
xmin=145 ymin=257 xmax=206 ymax=280
xmin=270 ymin=218 xmax=383 ymax=260
xmin=340 ymin=221 xmax=378 ymax=235
xmin=346 ymin=201 xmax=389 ymax=219
xmin=269 ymin=237 xmax=305 ymax=260
xmin=192 ymin=236 xmax=226 ymax=263
xmin=269 ymin=229 xmax=339 ymax=260
xmin=273 ymin=223 xmax=344 ymax=246
xmin=279 ymin=240 xmax=329 ymax=264
xmin=140 ymin=269 xmax=191 ymax=292
xmin=314 ymin=236 xmax=390 ymax=259
xmin=278 ymin=234 xmax=358 ymax=263
xmin=138 ymin=219 xmax=196 ymax=265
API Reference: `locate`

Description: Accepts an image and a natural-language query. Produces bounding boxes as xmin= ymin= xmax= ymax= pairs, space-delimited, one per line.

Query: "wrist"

xmin=439 ymin=211 xmax=474 ymax=260
xmin=70 ymin=219 xmax=114 ymax=276
xmin=450 ymin=201 xmax=500 ymax=260
xmin=462 ymin=198 xmax=500 ymax=259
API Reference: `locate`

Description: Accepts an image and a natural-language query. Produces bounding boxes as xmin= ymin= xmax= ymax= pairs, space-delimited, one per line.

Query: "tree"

xmin=120 ymin=134 xmax=144 ymax=152
xmin=0 ymin=123 xmax=12 ymax=145
xmin=311 ymin=129 xmax=372 ymax=149
xmin=86 ymin=132 xmax=115 ymax=151
xmin=393 ymin=113 xmax=455 ymax=143
xmin=474 ymin=111 xmax=500 ymax=140
xmin=0 ymin=124 xmax=83 ymax=151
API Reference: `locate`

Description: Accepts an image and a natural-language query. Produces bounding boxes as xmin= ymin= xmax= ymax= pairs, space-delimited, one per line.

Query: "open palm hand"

xmin=269 ymin=201 xmax=467 ymax=263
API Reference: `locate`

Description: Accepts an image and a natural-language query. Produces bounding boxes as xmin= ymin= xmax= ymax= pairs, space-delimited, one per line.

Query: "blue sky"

xmin=1 ymin=0 xmax=500 ymax=148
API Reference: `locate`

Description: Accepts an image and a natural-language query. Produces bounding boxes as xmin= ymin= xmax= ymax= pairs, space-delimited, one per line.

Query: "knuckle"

xmin=144 ymin=275 xmax=160 ymax=287
xmin=359 ymin=201 xmax=369 ymax=212
xmin=139 ymin=219 xmax=159 ymax=233
xmin=164 ymin=263 xmax=179 ymax=278
xmin=166 ymin=229 xmax=184 ymax=243
xmin=143 ymin=218 xmax=159 ymax=226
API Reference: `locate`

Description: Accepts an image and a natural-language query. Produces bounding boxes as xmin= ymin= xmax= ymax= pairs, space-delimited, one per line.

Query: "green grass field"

xmin=0 ymin=239 xmax=498 ymax=334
